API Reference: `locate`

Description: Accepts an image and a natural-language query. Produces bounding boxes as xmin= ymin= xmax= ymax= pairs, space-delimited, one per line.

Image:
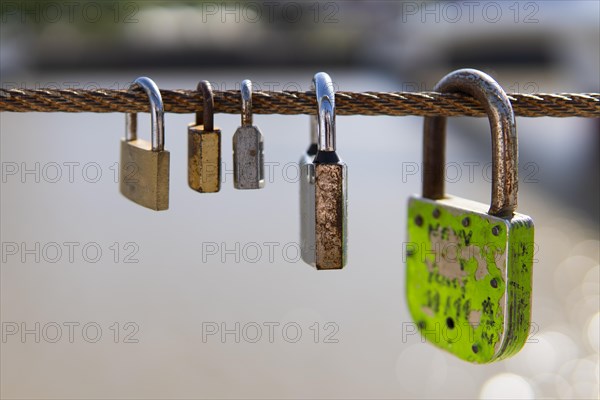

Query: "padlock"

xmin=405 ymin=69 xmax=534 ymax=363
xmin=300 ymin=72 xmax=347 ymax=270
xmin=233 ymin=79 xmax=265 ymax=189
xmin=300 ymin=115 xmax=318 ymax=266
xmin=188 ymin=81 xmax=221 ymax=193
xmin=120 ymin=77 xmax=169 ymax=211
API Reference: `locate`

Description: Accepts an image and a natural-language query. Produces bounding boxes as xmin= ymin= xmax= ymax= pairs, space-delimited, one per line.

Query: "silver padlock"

xmin=233 ymin=79 xmax=265 ymax=189
xmin=300 ymin=115 xmax=318 ymax=266
xmin=300 ymin=72 xmax=348 ymax=270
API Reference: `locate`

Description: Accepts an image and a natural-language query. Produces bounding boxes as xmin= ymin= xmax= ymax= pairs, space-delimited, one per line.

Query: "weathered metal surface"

xmin=406 ymin=196 xmax=534 ymax=363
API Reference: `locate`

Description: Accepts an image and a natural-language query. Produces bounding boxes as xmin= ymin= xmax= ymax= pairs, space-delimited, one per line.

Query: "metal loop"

xmin=308 ymin=80 xmax=317 ymax=146
xmin=196 ymin=81 xmax=214 ymax=132
xmin=422 ymin=68 xmax=518 ymax=217
xmin=313 ymin=72 xmax=336 ymax=152
xmin=125 ymin=77 xmax=164 ymax=151
xmin=241 ymin=79 xmax=252 ymax=127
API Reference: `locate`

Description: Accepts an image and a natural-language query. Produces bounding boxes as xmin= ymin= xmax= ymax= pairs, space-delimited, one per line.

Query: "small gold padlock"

xmin=188 ymin=81 xmax=221 ymax=193
xmin=120 ymin=77 xmax=170 ymax=211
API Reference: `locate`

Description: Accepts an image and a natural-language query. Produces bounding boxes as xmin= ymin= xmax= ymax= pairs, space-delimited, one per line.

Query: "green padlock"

xmin=405 ymin=69 xmax=534 ymax=363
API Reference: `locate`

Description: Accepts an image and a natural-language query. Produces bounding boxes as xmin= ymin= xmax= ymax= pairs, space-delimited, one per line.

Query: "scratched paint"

xmin=405 ymin=195 xmax=534 ymax=363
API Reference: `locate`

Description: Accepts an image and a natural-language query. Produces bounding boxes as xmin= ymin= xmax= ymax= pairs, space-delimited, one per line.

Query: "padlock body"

xmin=406 ymin=195 xmax=534 ymax=363
xmin=300 ymin=157 xmax=316 ymax=266
xmin=314 ymin=161 xmax=348 ymax=270
xmin=120 ymin=138 xmax=169 ymax=211
xmin=233 ymin=125 xmax=264 ymax=190
xmin=188 ymin=124 xmax=221 ymax=193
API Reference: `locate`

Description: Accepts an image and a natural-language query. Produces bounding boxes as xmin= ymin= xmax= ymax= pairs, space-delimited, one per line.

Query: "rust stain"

xmin=429 ymin=230 xmax=468 ymax=281
xmin=468 ymin=310 xmax=482 ymax=327
xmin=315 ymin=164 xmax=344 ymax=269
xmin=473 ymin=246 xmax=488 ymax=281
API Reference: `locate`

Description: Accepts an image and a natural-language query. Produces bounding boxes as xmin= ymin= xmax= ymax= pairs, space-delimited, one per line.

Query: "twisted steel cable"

xmin=0 ymin=88 xmax=599 ymax=117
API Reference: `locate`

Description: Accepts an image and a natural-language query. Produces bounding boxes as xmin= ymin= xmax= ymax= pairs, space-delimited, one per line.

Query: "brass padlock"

xmin=406 ymin=69 xmax=534 ymax=363
xmin=120 ymin=77 xmax=169 ymax=211
xmin=233 ymin=79 xmax=265 ymax=189
xmin=300 ymin=72 xmax=348 ymax=270
xmin=188 ymin=81 xmax=221 ymax=193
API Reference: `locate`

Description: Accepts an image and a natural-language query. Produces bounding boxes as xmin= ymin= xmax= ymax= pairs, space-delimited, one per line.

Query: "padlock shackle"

xmin=196 ymin=81 xmax=215 ymax=132
xmin=313 ymin=72 xmax=336 ymax=152
xmin=241 ymin=79 xmax=253 ymax=127
xmin=307 ymin=79 xmax=317 ymax=148
xmin=125 ymin=77 xmax=164 ymax=152
xmin=423 ymin=69 xmax=518 ymax=217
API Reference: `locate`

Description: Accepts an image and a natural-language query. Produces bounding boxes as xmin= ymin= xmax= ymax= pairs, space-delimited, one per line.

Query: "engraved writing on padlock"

xmin=188 ymin=81 xmax=221 ymax=193
xmin=300 ymin=72 xmax=347 ymax=270
xmin=405 ymin=69 xmax=534 ymax=363
xmin=120 ymin=77 xmax=170 ymax=211
xmin=233 ymin=79 xmax=264 ymax=190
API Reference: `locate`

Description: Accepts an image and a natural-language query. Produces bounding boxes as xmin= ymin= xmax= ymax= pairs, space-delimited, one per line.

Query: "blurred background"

xmin=1 ymin=1 xmax=598 ymax=399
